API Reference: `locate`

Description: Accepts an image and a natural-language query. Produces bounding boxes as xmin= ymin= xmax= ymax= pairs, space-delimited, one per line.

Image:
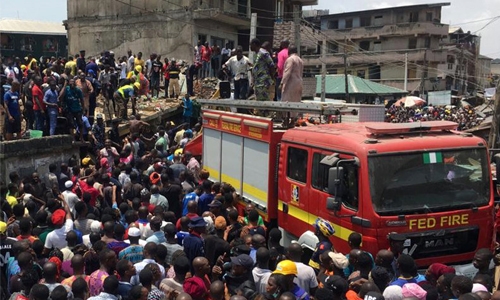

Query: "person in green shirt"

xmin=59 ymin=79 xmax=85 ymax=141
xmin=244 ymin=203 xmax=264 ymax=226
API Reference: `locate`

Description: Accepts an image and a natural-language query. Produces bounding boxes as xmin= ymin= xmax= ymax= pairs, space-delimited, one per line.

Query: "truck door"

xmin=280 ymin=145 xmax=311 ymax=231
xmin=311 ymin=152 xmax=362 ymax=253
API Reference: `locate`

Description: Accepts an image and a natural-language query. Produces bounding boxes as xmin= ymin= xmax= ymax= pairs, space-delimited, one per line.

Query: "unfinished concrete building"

xmin=64 ymin=0 xmax=253 ymax=61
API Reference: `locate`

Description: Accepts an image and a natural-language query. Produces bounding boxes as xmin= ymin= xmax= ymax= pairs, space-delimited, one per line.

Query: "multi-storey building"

xmin=304 ymin=3 xmax=451 ymax=94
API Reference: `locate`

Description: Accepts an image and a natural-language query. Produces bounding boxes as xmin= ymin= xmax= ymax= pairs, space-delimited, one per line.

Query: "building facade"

xmin=304 ymin=3 xmax=451 ymax=95
xmin=65 ymin=0 xmax=253 ymax=62
xmin=0 ymin=19 xmax=67 ymax=60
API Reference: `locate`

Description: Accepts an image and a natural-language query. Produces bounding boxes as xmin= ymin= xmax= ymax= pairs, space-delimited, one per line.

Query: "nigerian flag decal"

xmin=423 ymin=152 xmax=443 ymax=164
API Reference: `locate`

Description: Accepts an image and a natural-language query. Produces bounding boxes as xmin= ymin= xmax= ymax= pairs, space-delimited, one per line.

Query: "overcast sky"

xmin=1 ymin=0 xmax=498 ymax=58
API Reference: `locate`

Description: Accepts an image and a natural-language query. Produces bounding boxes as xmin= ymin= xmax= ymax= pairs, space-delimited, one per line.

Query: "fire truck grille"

xmin=404 ymin=226 xmax=479 ymax=259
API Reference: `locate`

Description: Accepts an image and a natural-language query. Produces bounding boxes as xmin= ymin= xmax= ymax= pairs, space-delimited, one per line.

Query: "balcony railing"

xmin=323 ymin=22 xmax=449 ymax=40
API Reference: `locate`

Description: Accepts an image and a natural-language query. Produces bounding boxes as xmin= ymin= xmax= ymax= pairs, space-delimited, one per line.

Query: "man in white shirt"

xmin=223 ymin=46 xmax=252 ymax=100
xmin=62 ymin=181 xmax=80 ymax=215
xmin=44 ymin=202 xmax=74 ymax=255
xmin=127 ymin=50 xmax=135 ymax=73
xmin=131 ymin=242 xmax=166 ymax=285
xmin=288 ymin=243 xmax=318 ymax=295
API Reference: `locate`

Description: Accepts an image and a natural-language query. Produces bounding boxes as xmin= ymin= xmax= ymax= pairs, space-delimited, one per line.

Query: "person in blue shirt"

xmin=43 ymin=80 xmax=59 ymax=136
xmin=197 ymin=180 xmax=214 ymax=215
xmin=59 ymin=79 xmax=85 ymax=141
xmin=182 ymin=186 xmax=202 ymax=216
xmin=3 ymin=81 xmax=21 ymax=140
xmin=182 ymin=94 xmax=193 ymax=126
xmin=183 ymin=217 xmax=206 ymax=267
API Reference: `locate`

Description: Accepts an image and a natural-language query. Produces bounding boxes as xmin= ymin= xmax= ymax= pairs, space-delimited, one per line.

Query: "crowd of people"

xmin=385 ymin=105 xmax=483 ymax=131
xmin=1 ymin=106 xmax=500 ymax=300
xmin=0 ymin=37 xmax=305 ymax=141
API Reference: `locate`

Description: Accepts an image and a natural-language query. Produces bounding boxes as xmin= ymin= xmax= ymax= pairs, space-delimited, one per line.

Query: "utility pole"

xmin=293 ymin=5 xmax=301 ymax=56
xmin=321 ymin=38 xmax=326 ymax=102
xmin=488 ymin=83 xmax=500 ymax=149
xmin=404 ymin=52 xmax=408 ymax=91
xmin=249 ymin=13 xmax=257 ymax=85
xmin=344 ymin=53 xmax=349 ymax=102
xmin=420 ymin=49 xmax=427 ymax=98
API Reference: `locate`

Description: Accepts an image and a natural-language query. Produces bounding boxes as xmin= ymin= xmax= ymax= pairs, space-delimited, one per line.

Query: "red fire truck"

xmin=193 ymin=100 xmax=495 ymax=268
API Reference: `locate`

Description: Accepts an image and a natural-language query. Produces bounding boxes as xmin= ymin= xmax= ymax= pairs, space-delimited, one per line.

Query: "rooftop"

xmin=321 ymin=2 xmax=450 ymax=19
xmin=0 ymin=19 xmax=66 ymax=35
xmin=315 ymin=75 xmax=408 ymax=95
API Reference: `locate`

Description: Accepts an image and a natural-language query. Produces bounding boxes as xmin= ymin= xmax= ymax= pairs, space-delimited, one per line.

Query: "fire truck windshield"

xmin=369 ymin=148 xmax=490 ymax=216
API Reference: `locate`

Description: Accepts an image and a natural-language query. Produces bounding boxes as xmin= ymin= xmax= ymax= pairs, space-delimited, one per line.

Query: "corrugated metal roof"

xmin=315 ymin=74 xmax=408 ymax=95
xmin=0 ymin=19 xmax=66 ymax=35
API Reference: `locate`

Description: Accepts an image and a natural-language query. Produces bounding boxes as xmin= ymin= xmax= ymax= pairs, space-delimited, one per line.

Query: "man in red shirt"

xmin=163 ymin=58 xmax=170 ymax=93
xmin=79 ymin=176 xmax=101 ymax=206
xmin=32 ymin=76 xmax=46 ymax=132
xmin=201 ymin=42 xmax=212 ymax=79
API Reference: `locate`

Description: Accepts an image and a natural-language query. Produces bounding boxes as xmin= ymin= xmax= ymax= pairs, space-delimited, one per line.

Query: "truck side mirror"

xmin=327 ymin=166 xmax=344 ymax=196
xmin=326 ymin=196 xmax=341 ymax=211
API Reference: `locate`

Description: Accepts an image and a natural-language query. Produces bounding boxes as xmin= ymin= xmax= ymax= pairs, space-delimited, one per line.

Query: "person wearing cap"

xmin=0 ymin=220 xmax=16 ymax=294
xmin=43 ymin=197 xmax=73 ymax=255
xmin=224 ymin=253 xmax=257 ymax=298
xmin=183 ymin=216 xmax=207 ymax=264
xmin=204 ymin=216 xmax=230 ymax=268
xmin=274 ymin=260 xmax=310 ymax=300
xmin=208 ymin=199 xmax=224 ymax=219
xmin=61 ymin=180 xmax=79 ymax=215
xmin=119 ymin=226 xmax=144 ymax=264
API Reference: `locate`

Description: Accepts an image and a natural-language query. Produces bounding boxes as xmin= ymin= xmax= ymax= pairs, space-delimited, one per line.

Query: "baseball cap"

xmin=51 ymin=209 xmax=66 ymax=226
xmin=188 ymin=216 xmax=208 ymax=228
xmin=325 ymin=275 xmax=348 ymax=295
xmin=273 ymin=260 xmax=298 ymax=276
xmin=328 ymin=251 xmax=349 ymax=269
xmin=128 ymin=227 xmax=141 ymax=237
xmin=0 ymin=221 xmax=7 ymax=235
xmin=65 ymin=180 xmax=74 ymax=189
xmin=208 ymin=200 xmax=222 ymax=208
xmin=214 ymin=216 xmax=227 ymax=230
xmin=230 ymin=254 xmax=254 ymax=269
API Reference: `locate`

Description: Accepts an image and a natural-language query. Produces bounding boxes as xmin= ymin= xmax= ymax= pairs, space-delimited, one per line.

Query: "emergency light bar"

xmin=365 ymin=121 xmax=458 ymax=135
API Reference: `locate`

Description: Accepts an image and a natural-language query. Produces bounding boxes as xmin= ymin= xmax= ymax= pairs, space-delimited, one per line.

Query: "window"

xmin=0 ymin=34 xmax=14 ymax=50
xmin=408 ymin=38 xmax=417 ymax=49
xmin=312 ymin=153 xmax=359 ymax=210
xmin=360 ymin=16 xmax=371 ymax=27
xmin=448 ymin=63 xmax=453 ymax=70
xmin=198 ymin=34 xmax=207 ymax=44
xmin=359 ymin=41 xmax=370 ymax=51
xmin=357 ymin=70 xmax=366 ymax=78
xmin=287 ymin=147 xmax=308 ymax=183
xmin=20 ymin=37 xmax=35 ymax=52
xmin=409 ymin=12 xmax=419 ymax=23
xmin=328 ymin=20 xmax=339 ymax=29
xmin=373 ymin=41 xmax=382 ymax=51
xmin=328 ymin=42 xmax=338 ymax=53
xmin=345 ymin=19 xmax=353 ymax=28
xmin=43 ymin=38 xmax=58 ymax=52
xmin=374 ymin=15 xmax=383 ymax=26
xmin=312 ymin=153 xmax=329 ymax=192
xmin=447 ymin=55 xmax=455 ymax=64
xmin=424 ymin=37 xmax=431 ymax=48
xmin=426 ymin=12 xmax=433 ymax=22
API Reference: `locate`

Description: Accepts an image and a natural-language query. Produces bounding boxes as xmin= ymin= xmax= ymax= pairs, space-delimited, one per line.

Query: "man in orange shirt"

xmin=16 ymin=218 xmax=38 ymax=244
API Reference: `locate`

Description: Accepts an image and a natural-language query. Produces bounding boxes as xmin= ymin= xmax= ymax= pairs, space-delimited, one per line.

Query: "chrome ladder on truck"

xmin=196 ymin=99 xmax=352 ymax=127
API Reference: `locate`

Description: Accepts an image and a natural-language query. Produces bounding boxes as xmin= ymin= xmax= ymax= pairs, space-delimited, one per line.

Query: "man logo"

xmin=425 ymin=238 xmax=454 ymax=248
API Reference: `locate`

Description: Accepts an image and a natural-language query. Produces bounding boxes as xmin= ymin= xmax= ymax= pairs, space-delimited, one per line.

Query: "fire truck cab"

xmin=200 ymin=103 xmax=494 ymax=270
